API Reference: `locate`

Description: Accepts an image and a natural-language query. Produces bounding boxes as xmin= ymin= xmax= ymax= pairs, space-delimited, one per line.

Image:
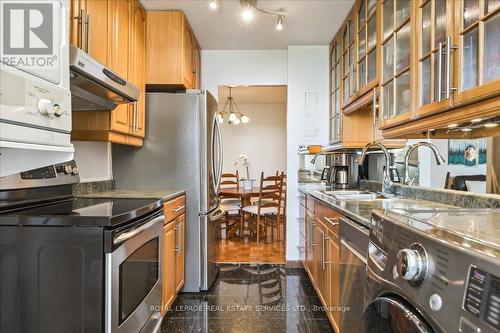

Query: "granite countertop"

xmin=299 ymin=184 xmax=454 ymax=228
xmin=78 ymin=189 xmax=185 ymax=202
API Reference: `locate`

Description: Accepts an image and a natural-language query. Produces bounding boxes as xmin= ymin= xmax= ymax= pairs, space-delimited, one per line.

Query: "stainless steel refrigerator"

xmin=112 ymin=90 xmax=223 ymax=292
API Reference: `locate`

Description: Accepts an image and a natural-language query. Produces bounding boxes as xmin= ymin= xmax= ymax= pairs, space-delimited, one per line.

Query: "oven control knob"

xmin=396 ymin=244 xmax=427 ymax=286
xmin=38 ymin=98 xmax=63 ymax=118
xmin=71 ymin=166 xmax=79 ymax=175
xmin=64 ymin=165 xmax=73 ymax=174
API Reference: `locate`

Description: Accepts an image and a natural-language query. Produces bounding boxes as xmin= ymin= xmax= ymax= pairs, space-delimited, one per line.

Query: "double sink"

xmin=317 ymin=189 xmax=453 ymax=212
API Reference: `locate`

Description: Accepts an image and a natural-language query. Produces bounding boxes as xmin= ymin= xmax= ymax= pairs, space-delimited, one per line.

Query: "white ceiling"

xmin=219 ymin=85 xmax=287 ymax=104
xmin=140 ymin=0 xmax=354 ymax=50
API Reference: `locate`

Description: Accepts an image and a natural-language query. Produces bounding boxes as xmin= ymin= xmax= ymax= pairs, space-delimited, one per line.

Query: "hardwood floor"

xmin=217 ymin=236 xmax=286 ymax=264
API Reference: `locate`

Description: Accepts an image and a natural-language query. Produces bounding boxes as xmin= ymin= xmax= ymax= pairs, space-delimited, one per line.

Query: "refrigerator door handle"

xmin=211 ymin=116 xmax=218 ymax=194
xmin=215 ymin=116 xmax=224 ymax=191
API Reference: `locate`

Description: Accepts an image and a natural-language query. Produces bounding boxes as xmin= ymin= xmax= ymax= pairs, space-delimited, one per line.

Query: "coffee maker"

xmin=326 ymin=153 xmax=359 ymax=189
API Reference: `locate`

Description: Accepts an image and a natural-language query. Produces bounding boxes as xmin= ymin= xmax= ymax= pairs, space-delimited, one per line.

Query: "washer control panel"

xmin=463 ymin=266 xmax=500 ymax=331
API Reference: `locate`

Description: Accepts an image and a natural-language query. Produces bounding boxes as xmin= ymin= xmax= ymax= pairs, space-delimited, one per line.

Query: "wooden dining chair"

xmin=242 ymin=172 xmax=284 ymax=243
xmin=219 ymin=171 xmax=240 ymax=239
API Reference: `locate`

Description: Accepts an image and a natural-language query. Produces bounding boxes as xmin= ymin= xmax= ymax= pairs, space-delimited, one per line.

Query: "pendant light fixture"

xmin=218 ymin=87 xmax=250 ymax=125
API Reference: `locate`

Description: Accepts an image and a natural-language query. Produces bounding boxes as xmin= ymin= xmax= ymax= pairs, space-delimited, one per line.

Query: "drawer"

xmin=163 ymin=195 xmax=186 ymax=223
xmin=314 ymin=198 xmax=341 ymax=238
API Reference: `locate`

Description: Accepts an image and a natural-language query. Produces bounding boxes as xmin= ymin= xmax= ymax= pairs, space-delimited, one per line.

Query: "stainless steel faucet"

xmin=404 ymin=142 xmax=446 ymax=185
xmin=359 ymin=141 xmax=393 ymax=193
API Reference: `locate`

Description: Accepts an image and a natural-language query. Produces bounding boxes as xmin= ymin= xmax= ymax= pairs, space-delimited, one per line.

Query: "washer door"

xmin=365 ymin=297 xmax=434 ymax=333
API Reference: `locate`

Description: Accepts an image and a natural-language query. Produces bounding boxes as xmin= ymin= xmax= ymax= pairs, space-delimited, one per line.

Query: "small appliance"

xmin=327 ymin=153 xmax=359 ymax=189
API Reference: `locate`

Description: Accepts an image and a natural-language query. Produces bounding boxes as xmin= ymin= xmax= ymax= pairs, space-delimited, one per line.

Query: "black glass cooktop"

xmin=0 ymin=197 xmax=162 ymax=227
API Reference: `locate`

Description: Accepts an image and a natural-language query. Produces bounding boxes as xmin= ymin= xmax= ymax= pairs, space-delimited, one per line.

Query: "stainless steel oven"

xmin=105 ymin=211 xmax=164 ymax=333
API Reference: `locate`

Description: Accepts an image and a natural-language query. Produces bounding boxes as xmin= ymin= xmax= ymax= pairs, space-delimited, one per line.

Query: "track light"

xmin=276 ymin=16 xmax=283 ymax=30
xmin=242 ymin=5 xmax=253 ymax=21
xmin=209 ymin=0 xmax=217 ymax=9
xmin=241 ymin=115 xmax=250 ymax=123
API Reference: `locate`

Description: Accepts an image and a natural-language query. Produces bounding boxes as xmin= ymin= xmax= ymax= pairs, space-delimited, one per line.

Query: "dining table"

xmin=218 ymin=186 xmax=261 ymax=238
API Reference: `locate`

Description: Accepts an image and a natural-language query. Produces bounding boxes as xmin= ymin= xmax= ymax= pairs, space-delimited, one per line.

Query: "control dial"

xmin=396 ymin=243 xmax=428 ymax=286
xmin=38 ymin=98 xmax=63 ymax=118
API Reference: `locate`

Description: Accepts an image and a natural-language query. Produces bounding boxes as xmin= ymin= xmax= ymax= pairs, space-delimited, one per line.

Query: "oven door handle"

xmin=114 ymin=215 xmax=165 ymax=245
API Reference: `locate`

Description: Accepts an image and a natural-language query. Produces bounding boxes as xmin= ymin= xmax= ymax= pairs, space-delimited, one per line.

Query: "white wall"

xmin=221 ymin=103 xmax=287 ymax=179
xmin=286 ymin=46 xmax=330 ymax=261
xmin=201 ymin=50 xmax=288 ymax=100
xmin=73 ymin=141 xmax=113 ymax=182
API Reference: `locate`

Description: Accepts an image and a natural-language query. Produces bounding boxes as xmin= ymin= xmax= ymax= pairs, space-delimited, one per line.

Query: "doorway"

xmin=216 ymin=85 xmax=287 ymax=264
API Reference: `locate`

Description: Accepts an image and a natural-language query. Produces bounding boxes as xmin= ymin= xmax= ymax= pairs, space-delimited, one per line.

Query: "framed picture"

xmin=448 ymin=139 xmax=487 ymax=166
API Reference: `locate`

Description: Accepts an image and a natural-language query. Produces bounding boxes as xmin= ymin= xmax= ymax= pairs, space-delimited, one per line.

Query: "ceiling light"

xmin=242 ymin=6 xmax=253 ymax=21
xmin=209 ymin=0 xmax=217 ymax=9
xmin=447 ymin=123 xmax=458 ymax=128
xmin=218 ymin=87 xmax=250 ymax=126
xmin=276 ymin=16 xmax=283 ymax=30
xmin=461 ymin=128 xmax=473 ymax=132
xmin=484 ymin=122 xmax=498 ymax=128
xmin=471 ymin=118 xmax=483 ymax=123
xmin=229 ymin=112 xmax=237 ymax=122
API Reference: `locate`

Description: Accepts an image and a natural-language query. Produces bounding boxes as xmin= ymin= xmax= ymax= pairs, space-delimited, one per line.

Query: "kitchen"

xmin=0 ymin=0 xmax=499 ymax=333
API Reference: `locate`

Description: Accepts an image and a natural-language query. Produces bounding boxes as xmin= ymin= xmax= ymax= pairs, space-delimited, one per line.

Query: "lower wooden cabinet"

xmin=162 ymin=221 xmax=176 ymax=312
xmin=161 ymin=195 xmax=186 ymax=315
xmin=174 ymin=214 xmax=185 ymax=293
xmin=301 ymin=194 xmax=342 ymax=332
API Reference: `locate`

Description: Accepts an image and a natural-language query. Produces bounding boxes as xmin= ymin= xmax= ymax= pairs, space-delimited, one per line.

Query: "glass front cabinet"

xmin=415 ymin=0 xmax=454 ymax=117
xmin=330 ymin=37 xmax=342 ymax=144
xmin=357 ymin=0 xmax=379 ymax=96
xmin=379 ymin=0 xmax=413 ymax=127
xmin=452 ymin=0 xmax=500 ymax=106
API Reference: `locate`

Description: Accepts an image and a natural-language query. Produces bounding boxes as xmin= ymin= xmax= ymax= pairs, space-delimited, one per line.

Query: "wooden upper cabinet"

xmin=109 ymin=0 xmax=130 ymax=135
xmin=70 ymin=0 xmax=109 ymax=65
xmin=146 ymin=11 xmax=201 ymax=91
xmin=129 ymin=0 xmax=147 ymax=138
xmin=356 ymin=0 xmax=379 ymax=96
xmin=452 ymin=0 xmax=500 ymax=107
xmin=70 ymin=0 xmax=146 ymax=147
xmin=379 ymin=0 xmax=413 ymax=127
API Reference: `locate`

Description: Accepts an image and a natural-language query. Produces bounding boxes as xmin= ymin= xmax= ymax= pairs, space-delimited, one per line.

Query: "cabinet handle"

xmin=437 ymin=42 xmax=443 ymax=103
xmin=172 ymin=205 xmax=185 ymax=212
xmin=135 ymin=102 xmax=139 ymax=131
xmin=372 ymin=87 xmax=378 ymax=129
xmin=74 ymin=9 xmax=86 ymax=50
xmin=324 ymin=216 xmax=339 ymax=227
xmin=177 ymin=222 xmax=182 ymax=256
xmin=86 ymin=14 xmax=91 ymax=52
xmin=445 ymin=36 xmax=458 ymax=100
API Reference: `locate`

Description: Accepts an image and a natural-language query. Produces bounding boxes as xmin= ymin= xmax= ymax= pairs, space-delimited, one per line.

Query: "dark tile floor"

xmin=161 ymin=264 xmax=334 ymax=333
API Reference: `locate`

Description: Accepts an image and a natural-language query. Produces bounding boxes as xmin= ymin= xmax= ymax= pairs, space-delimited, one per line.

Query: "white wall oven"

xmin=0 ymin=0 xmax=73 ymax=177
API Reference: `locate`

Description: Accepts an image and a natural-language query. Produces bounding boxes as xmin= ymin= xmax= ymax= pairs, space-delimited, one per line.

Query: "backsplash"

xmin=72 ymin=180 xmax=113 ymax=196
xmin=360 ymin=180 xmax=500 ymax=208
